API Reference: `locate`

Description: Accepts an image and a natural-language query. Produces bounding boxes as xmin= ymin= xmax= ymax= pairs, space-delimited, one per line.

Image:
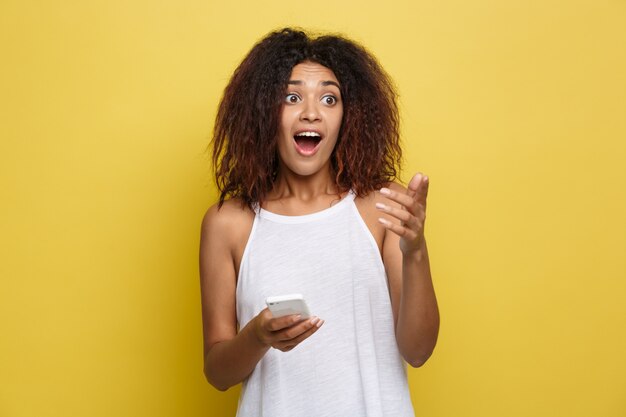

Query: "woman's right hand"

xmin=252 ymin=308 xmax=324 ymax=352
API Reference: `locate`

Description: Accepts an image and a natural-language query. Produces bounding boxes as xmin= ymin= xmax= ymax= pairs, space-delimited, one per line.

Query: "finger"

xmin=415 ymin=175 xmax=429 ymax=207
xmin=379 ymin=187 xmax=414 ymax=208
xmin=281 ymin=320 xmax=324 ymax=348
xmin=407 ymin=173 xmax=424 ymax=199
xmin=273 ymin=318 xmax=324 ymax=349
xmin=378 ymin=217 xmax=420 ymax=240
xmin=266 ymin=313 xmax=304 ymax=332
xmin=375 ymin=202 xmax=414 ymax=225
xmin=275 ymin=316 xmax=323 ymax=342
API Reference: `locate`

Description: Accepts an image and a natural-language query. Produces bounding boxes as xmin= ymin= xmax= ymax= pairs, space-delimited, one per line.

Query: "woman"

xmin=200 ymin=28 xmax=439 ymax=417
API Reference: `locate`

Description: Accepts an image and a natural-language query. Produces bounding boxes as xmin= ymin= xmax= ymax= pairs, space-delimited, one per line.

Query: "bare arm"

xmin=200 ymin=203 xmax=324 ymax=391
xmin=377 ymin=174 xmax=440 ymax=367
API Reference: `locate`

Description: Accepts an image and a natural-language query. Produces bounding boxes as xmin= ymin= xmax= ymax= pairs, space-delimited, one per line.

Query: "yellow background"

xmin=1 ymin=0 xmax=625 ymax=416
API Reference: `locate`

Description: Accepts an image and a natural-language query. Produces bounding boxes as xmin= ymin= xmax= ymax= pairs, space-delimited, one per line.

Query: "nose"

xmin=300 ymin=100 xmax=321 ymax=122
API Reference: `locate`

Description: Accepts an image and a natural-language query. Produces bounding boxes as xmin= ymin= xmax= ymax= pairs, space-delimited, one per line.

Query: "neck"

xmin=270 ymin=164 xmax=339 ymax=202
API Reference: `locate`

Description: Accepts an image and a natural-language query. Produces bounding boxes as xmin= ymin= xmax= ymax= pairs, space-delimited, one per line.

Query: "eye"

xmin=322 ymin=95 xmax=338 ymax=106
xmin=285 ymin=93 xmax=301 ymax=104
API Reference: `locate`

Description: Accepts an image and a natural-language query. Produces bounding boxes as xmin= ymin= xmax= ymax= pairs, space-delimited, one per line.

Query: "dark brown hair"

xmin=211 ymin=28 xmax=401 ymax=208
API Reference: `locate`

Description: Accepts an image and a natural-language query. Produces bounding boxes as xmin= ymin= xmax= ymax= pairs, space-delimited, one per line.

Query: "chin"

xmin=288 ymin=165 xmax=323 ymax=177
xmin=282 ymin=158 xmax=329 ymax=178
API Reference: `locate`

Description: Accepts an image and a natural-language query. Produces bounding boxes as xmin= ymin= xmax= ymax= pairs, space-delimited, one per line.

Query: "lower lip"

xmin=293 ymin=138 xmax=322 ymax=156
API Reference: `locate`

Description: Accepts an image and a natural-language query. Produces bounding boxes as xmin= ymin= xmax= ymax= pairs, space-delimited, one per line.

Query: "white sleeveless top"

xmin=236 ymin=191 xmax=414 ymax=417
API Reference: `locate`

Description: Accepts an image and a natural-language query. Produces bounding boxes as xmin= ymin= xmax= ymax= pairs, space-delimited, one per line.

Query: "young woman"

xmin=200 ymin=28 xmax=439 ymax=417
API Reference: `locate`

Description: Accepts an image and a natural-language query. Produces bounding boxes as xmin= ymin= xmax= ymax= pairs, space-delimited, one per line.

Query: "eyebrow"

xmin=287 ymin=80 xmax=341 ymax=89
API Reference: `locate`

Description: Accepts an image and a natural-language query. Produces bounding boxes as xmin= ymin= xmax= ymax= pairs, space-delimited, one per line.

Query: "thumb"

xmin=407 ymin=173 xmax=424 ymax=199
xmin=417 ymin=175 xmax=429 ymax=206
xmin=409 ymin=173 xmax=429 ymax=206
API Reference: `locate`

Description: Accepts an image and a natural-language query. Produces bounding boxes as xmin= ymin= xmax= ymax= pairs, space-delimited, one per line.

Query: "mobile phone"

xmin=265 ymin=294 xmax=311 ymax=319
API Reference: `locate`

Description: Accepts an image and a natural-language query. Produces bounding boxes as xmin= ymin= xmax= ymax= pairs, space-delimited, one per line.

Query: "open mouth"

xmin=293 ymin=131 xmax=322 ymax=155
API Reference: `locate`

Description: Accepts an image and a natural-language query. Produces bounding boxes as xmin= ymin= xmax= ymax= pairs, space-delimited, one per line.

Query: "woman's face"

xmin=275 ymin=61 xmax=343 ymax=178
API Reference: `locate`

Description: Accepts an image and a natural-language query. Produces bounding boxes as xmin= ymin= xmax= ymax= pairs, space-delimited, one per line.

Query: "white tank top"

xmin=236 ymin=191 xmax=415 ymax=417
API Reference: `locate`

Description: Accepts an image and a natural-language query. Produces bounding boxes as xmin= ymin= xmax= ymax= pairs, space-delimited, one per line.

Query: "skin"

xmin=200 ymin=61 xmax=439 ymax=391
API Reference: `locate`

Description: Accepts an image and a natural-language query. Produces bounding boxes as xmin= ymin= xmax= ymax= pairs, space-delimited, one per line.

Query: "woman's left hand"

xmin=376 ymin=173 xmax=429 ymax=255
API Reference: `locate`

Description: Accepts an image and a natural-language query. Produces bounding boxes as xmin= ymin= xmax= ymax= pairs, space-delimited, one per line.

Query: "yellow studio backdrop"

xmin=1 ymin=0 xmax=624 ymax=416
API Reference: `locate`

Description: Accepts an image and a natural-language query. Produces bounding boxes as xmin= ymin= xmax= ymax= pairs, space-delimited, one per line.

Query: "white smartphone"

xmin=265 ymin=294 xmax=311 ymax=319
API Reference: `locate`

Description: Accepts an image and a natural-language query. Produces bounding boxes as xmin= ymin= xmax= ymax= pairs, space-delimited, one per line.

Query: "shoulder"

xmin=353 ymin=182 xmax=405 ymax=249
xmin=201 ymin=198 xmax=255 ymax=249
xmin=385 ymin=181 xmax=408 ymax=196
xmin=354 ymin=181 xmax=406 ymax=209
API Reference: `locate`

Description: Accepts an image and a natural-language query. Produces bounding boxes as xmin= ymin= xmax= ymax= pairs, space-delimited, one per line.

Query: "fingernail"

xmin=378 ymin=217 xmax=389 ymax=225
xmin=380 ymin=188 xmax=390 ymax=195
xmin=292 ymin=315 xmax=301 ymax=322
xmin=316 ymin=319 xmax=324 ymax=328
xmin=375 ymin=203 xmax=386 ymax=210
xmin=310 ymin=317 xmax=320 ymax=325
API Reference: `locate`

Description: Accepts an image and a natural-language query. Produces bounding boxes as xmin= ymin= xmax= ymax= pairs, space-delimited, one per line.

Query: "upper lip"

xmin=293 ymin=128 xmax=323 ymax=139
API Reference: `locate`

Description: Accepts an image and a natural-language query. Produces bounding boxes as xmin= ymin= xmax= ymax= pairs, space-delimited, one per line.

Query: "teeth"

xmin=295 ymin=131 xmax=321 ymax=137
